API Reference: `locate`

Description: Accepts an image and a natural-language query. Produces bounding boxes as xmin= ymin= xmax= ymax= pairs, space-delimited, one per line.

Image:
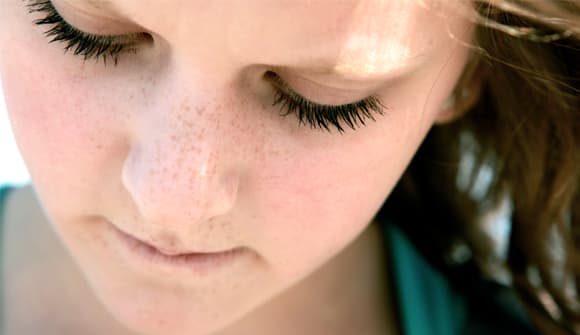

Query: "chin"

xmin=80 ymin=262 xmax=276 ymax=335
xmin=93 ymin=286 xmax=240 ymax=335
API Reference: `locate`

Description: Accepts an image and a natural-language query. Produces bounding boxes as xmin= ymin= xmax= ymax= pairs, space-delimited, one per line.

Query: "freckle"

xmin=147 ymin=74 xmax=157 ymax=85
xmin=207 ymin=222 xmax=214 ymax=232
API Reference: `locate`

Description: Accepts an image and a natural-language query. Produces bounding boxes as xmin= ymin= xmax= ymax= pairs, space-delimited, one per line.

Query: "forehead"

xmin=65 ymin=0 xmax=471 ymax=77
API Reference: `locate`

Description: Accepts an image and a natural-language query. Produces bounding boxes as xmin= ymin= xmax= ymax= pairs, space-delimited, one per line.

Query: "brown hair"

xmin=383 ymin=1 xmax=579 ymax=334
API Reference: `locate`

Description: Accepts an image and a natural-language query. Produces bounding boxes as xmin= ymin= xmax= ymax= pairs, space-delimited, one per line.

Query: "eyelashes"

xmin=266 ymin=72 xmax=386 ymax=133
xmin=25 ymin=0 xmax=387 ymax=133
xmin=26 ymin=0 xmax=149 ymax=65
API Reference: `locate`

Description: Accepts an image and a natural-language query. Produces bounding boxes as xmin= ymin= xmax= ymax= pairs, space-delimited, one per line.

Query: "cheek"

xmin=0 ymin=0 xmax=134 ymax=220
xmin=0 ymin=43 xmax=125 ymax=220
xmin=249 ymin=112 xmax=427 ymax=278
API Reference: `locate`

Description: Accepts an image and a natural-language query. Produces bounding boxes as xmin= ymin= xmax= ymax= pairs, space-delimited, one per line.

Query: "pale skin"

xmin=0 ymin=0 xmax=479 ymax=334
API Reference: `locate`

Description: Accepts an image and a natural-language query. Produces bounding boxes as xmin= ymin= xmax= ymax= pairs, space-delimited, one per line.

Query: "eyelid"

xmin=266 ymin=70 xmax=387 ymax=133
xmin=55 ymin=0 xmax=122 ymax=24
xmin=42 ymin=0 xmax=146 ymax=43
xmin=265 ymin=71 xmax=369 ymax=107
xmin=28 ymin=0 xmax=152 ymax=64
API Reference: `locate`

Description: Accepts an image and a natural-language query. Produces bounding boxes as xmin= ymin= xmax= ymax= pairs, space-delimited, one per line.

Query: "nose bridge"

xmin=122 ymin=64 xmax=241 ymax=229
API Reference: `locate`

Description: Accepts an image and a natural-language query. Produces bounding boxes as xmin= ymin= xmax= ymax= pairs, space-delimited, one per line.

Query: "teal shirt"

xmin=0 ymin=184 xmax=466 ymax=334
xmin=0 ymin=184 xmax=16 ymax=332
xmin=385 ymin=223 xmax=466 ymax=335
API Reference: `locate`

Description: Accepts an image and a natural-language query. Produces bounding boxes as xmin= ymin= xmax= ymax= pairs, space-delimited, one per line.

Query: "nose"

xmin=121 ymin=67 xmax=244 ymax=237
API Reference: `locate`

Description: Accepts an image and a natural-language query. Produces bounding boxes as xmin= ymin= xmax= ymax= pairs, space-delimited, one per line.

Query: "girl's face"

xmin=0 ymin=0 xmax=474 ymax=334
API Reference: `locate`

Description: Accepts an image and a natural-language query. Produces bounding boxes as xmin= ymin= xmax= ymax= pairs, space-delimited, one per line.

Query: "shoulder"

xmin=1 ymin=184 xmax=69 ymax=333
xmin=3 ymin=184 xmax=46 ymax=226
xmin=2 ymin=184 xmax=55 ymax=263
xmin=379 ymin=219 xmax=541 ymax=335
xmin=1 ymin=184 xmax=134 ymax=334
xmin=2 ymin=183 xmax=69 ymax=308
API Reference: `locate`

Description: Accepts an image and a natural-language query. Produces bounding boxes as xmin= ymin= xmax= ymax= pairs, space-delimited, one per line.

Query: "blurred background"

xmin=0 ymin=82 xmax=30 ymax=186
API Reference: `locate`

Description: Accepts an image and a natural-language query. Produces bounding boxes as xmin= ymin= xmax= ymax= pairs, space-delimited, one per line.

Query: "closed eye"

xmin=265 ymin=71 xmax=387 ymax=133
xmin=27 ymin=0 xmax=151 ymax=65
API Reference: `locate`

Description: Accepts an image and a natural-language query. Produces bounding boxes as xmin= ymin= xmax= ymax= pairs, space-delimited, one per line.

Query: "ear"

xmin=435 ymin=56 xmax=484 ymax=125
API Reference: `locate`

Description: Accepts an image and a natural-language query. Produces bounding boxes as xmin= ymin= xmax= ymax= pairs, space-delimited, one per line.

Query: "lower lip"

xmin=109 ymin=224 xmax=246 ymax=277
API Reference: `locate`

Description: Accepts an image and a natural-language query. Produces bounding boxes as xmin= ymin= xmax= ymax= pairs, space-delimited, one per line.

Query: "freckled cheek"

xmin=279 ymin=159 xmax=386 ymax=218
xmin=251 ymin=138 xmax=403 ymax=267
xmin=3 ymin=60 xmax=127 ymax=215
xmin=8 ymin=80 xmax=109 ymax=165
xmin=257 ymin=118 xmax=417 ymax=222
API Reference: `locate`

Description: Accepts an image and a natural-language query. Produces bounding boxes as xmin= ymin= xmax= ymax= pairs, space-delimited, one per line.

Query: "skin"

xmin=0 ymin=0 xmax=476 ymax=334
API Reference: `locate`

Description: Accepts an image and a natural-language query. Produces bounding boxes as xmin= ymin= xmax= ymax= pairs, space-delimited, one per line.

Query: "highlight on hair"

xmin=383 ymin=1 xmax=579 ymax=334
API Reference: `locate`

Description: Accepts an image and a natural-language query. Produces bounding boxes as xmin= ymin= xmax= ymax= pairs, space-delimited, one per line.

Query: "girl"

xmin=0 ymin=0 xmax=578 ymax=334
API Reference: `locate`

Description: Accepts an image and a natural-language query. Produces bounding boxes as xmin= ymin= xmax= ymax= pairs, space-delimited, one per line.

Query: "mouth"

xmin=115 ymin=226 xmax=220 ymax=257
xmin=107 ymin=223 xmax=248 ymax=276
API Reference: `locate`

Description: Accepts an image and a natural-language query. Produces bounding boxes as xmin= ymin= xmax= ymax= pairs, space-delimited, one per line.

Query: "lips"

xmin=110 ymin=224 xmax=229 ymax=257
xmin=101 ymin=219 xmax=250 ymax=278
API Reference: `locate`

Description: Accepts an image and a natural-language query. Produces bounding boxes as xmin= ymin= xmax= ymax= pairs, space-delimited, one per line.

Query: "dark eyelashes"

xmin=266 ymin=72 xmax=387 ymax=133
xmin=25 ymin=0 xmax=387 ymax=133
xmin=26 ymin=0 xmax=145 ymax=65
